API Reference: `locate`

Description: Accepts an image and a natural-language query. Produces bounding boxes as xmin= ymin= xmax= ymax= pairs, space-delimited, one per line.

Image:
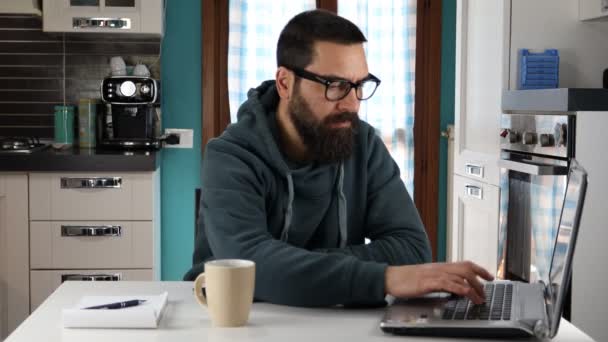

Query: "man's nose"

xmin=336 ymin=88 xmax=360 ymax=113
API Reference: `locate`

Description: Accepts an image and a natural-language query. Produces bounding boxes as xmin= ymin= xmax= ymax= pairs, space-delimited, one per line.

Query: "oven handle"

xmin=498 ymin=158 xmax=568 ymax=176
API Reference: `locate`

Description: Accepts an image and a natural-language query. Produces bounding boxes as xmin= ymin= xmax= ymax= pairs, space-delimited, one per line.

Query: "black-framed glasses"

xmin=289 ymin=67 xmax=381 ymax=101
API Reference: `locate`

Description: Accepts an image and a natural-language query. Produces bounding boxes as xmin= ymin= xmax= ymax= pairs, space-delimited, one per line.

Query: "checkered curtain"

xmin=529 ymin=174 xmax=566 ymax=283
xmin=338 ymin=0 xmax=417 ymax=194
xmin=228 ymin=0 xmax=416 ymax=194
xmin=227 ymin=0 xmax=315 ymax=122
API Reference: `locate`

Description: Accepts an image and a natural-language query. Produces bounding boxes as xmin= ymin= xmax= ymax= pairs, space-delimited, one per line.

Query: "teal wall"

xmin=437 ymin=0 xmax=456 ymax=262
xmin=160 ymin=0 xmax=202 ymax=280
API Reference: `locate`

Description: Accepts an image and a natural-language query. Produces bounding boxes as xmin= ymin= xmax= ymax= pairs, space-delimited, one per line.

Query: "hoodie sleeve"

xmin=315 ymin=133 xmax=433 ymax=265
xmin=200 ymin=140 xmax=388 ymax=307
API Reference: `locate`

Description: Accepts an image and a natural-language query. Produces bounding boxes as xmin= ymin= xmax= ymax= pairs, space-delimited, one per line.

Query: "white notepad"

xmin=62 ymin=292 xmax=169 ymax=329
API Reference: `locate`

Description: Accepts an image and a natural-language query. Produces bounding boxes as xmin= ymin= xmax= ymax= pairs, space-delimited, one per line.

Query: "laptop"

xmin=380 ymin=159 xmax=588 ymax=339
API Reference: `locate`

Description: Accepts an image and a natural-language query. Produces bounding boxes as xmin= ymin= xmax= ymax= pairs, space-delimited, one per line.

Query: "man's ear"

xmin=276 ymin=67 xmax=293 ymax=100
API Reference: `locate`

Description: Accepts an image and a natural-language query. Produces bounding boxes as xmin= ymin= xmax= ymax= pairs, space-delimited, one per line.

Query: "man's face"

xmin=287 ymin=41 xmax=369 ymax=163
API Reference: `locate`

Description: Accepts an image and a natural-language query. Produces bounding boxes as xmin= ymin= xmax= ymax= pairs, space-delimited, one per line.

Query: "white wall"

xmin=510 ymin=0 xmax=608 ymax=89
xmin=574 ymin=111 xmax=608 ymax=342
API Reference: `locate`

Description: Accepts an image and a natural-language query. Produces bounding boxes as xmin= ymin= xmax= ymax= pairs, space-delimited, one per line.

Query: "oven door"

xmin=497 ymin=152 xmax=568 ymax=283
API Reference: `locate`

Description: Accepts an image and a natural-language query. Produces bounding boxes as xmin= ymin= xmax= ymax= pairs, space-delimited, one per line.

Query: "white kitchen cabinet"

xmin=26 ymin=170 xmax=161 ymax=328
xmin=572 ymin=111 xmax=608 ymax=342
xmin=0 ymin=0 xmax=41 ymax=15
xmin=0 ymin=174 xmax=29 ymax=340
xmin=453 ymin=0 xmax=510 ymax=188
xmin=450 ymin=175 xmax=499 ymax=276
xmin=579 ymin=0 xmax=608 ymax=21
xmin=449 ymin=0 xmax=508 ymax=268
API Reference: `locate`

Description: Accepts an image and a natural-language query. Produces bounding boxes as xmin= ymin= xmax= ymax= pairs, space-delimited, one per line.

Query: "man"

xmin=185 ymin=9 xmax=492 ymax=307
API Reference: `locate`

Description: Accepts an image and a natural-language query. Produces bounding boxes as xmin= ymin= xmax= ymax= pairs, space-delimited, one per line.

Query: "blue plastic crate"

xmin=518 ymin=49 xmax=559 ymax=90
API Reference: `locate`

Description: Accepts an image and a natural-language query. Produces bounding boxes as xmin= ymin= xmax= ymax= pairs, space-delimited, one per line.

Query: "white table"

xmin=5 ymin=281 xmax=595 ymax=342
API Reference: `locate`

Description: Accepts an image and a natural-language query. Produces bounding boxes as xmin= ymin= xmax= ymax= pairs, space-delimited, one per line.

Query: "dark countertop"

xmin=0 ymin=146 xmax=161 ymax=172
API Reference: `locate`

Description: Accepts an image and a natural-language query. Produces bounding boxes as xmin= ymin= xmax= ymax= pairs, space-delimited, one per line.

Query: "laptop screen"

xmin=547 ymin=159 xmax=587 ymax=337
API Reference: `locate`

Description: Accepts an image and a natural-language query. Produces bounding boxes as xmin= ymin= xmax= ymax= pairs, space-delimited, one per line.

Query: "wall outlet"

xmin=164 ymin=128 xmax=193 ymax=148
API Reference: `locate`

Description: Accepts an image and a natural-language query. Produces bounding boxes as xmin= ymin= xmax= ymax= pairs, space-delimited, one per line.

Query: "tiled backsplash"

xmin=0 ymin=14 xmax=161 ymax=138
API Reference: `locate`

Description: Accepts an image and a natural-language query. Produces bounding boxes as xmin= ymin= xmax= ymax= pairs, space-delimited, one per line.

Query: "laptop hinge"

xmin=538 ymin=281 xmax=552 ymax=339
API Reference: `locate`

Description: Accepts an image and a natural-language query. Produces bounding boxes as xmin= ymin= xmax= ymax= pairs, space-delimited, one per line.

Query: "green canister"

xmin=78 ymin=98 xmax=97 ymax=148
xmin=54 ymin=105 xmax=74 ymax=145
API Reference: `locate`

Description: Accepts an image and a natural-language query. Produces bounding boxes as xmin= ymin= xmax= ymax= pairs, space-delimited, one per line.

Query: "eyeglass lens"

xmin=326 ymin=80 xmax=378 ymax=101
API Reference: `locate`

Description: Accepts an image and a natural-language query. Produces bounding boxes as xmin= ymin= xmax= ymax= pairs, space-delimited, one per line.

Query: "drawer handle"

xmin=61 ymin=225 xmax=122 ymax=237
xmin=61 ymin=273 xmax=122 ymax=282
xmin=60 ymin=177 xmax=122 ymax=189
xmin=465 ymin=185 xmax=483 ymax=200
xmin=465 ymin=164 xmax=484 ymax=178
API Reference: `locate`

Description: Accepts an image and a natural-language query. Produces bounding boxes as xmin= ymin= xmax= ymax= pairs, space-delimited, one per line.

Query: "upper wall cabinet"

xmin=42 ymin=0 xmax=163 ymax=36
xmin=0 ymin=0 xmax=42 ymax=15
xmin=579 ymin=0 xmax=608 ymax=20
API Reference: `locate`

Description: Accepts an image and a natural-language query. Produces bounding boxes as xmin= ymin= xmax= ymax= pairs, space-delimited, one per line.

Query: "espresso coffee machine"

xmin=99 ymin=76 xmax=161 ymax=149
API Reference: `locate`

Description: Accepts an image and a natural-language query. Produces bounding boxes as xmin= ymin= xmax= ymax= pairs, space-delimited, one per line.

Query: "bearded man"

xmin=185 ymin=9 xmax=492 ymax=307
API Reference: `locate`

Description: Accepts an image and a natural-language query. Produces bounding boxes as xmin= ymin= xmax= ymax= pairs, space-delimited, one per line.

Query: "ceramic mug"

xmin=193 ymin=259 xmax=255 ymax=327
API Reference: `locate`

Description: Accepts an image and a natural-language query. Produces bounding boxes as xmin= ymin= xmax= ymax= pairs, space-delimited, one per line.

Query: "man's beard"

xmin=287 ymin=90 xmax=359 ymax=164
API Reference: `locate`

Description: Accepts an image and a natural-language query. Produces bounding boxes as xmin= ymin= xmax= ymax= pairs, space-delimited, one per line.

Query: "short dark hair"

xmin=277 ymin=9 xmax=367 ymax=70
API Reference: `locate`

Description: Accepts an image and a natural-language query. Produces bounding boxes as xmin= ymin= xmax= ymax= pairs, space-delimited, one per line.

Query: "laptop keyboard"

xmin=442 ymin=283 xmax=513 ymax=321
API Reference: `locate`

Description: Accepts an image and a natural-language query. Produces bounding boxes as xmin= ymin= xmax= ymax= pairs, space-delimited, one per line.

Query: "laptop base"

xmin=381 ymin=326 xmax=531 ymax=338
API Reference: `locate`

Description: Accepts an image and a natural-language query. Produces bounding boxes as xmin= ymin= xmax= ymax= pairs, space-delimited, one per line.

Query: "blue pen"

xmin=84 ymin=299 xmax=146 ymax=310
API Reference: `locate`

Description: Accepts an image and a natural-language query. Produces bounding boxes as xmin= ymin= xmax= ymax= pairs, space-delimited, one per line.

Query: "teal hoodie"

xmin=184 ymin=80 xmax=431 ymax=307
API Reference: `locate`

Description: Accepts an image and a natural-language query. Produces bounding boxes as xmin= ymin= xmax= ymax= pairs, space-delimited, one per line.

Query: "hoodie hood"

xmin=222 ymin=80 xmax=348 ymax=248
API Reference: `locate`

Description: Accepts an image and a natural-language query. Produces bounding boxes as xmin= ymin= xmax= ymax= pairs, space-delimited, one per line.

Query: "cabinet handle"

xmin=60 ymin=177 xmax=122 ymax=189
xmin=72 ymin=17 xmax=131 ymax=30
xmin=61 ymin=273 xmax=122 ymax=282
xmin=465 ymin=185 xmax=483 ymax=200
xmin=61 ymin=225 xmax=122 ymax=237
xmin=465 ymin=164 xmax=484 ymax=178
xmin=498 ymin=159 xmax=568 ymax=176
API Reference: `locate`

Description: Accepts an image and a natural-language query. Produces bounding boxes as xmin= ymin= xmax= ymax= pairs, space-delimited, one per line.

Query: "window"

xmin=227 ymin=1 xmax=315 ymax=122
xmin=338 ymin=0 xmax=417 ymax=193
xmin=227 ymin=0 xmax=416 ymax=193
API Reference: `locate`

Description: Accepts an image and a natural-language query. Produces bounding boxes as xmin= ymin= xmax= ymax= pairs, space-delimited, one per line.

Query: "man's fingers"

xmin=471 ymin=262 xmax=495 ymax=281
xmin=442 ymin=281 xmax=484 ymax=305
xmin=443 ymin=262 xmax=489 ymax=302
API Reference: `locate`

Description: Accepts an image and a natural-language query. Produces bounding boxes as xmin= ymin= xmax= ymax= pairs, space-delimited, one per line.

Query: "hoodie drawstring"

xmin=280 ymin=171 xmax=294 ymax=243
xmin=280 ymin=165 xmax=347 ymax=248
xmin=337 ymin=163 xmax=347 ymax=248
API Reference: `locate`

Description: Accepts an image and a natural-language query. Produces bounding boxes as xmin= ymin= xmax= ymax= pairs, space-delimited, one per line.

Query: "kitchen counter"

xmin=0 ymin=146 xmax=161 ymax=172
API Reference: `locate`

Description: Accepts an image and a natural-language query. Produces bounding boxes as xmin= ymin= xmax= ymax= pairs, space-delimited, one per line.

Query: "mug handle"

xmin=194 ymin=272 xmax=207 ymax=306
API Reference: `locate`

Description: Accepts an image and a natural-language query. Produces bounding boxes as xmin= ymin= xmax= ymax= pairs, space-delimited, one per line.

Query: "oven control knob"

xmin=508 ymin=131 xmax=520 ymax=143
xmin=539 ymin=134 xmax=555 ymax=147
xmin=554 ymin=123 xmax=568 ymax=147
xmin=119 ymin=80 xmax=136 ymax=97
xmin=522 ymin=132 xmax=538 ymax=145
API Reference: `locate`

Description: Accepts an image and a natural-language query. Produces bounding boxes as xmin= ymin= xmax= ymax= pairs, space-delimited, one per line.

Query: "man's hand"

xmin=384 ymin=261 xmax=494 ymax=305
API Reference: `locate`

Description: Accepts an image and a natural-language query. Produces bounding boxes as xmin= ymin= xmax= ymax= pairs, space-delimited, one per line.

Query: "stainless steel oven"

xmin=497 ymin=113 xmax=574 ymax=283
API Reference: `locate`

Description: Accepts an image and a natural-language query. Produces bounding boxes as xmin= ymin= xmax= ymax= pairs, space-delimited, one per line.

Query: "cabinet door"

xmin=29 ymin=172 xmax=154 ymax=221
xmin=454 ymin=0 xmax=511 ymax=186
xmin=579 ymin=0 xmax=608 ymax=20
xmin=30 ymin=221 xmax=154 ymax=269
xmin=450 ymin=175 xmax=499 ymax=276
xmin=30 ymin=269 xmax=154 ymax=311
xmin=0 ymin=174 xmax=29 ymax=340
